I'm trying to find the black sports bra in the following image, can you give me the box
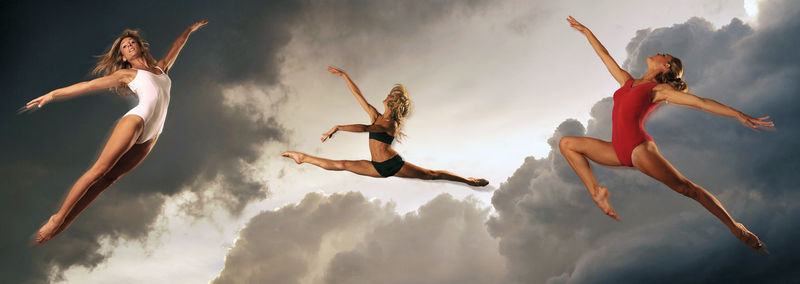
[369,132,394,144]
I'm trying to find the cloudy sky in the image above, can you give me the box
[2,0,797,283]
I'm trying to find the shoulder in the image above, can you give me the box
[617,77,633,87]
[114,68,138,75]
[652,83,676,93]
[110,69,138,84]
[369,111,382,123]
[651,83,682,103]
[156,61,169,74]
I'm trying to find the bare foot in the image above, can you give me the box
[734,222,768,255]
[591,187,620,221]
[281,151,304,164]
[35,215,62,244]
[467,178,489,187]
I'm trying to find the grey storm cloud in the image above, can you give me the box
[488,0,800,283]
[291,0,492,74]
[213,191,504,284]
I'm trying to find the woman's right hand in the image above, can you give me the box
[21,92,55,112]
[566,16,589,34]
[321,126,339,142]
[327,65,346,77]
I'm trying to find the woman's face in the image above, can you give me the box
[647,52,673,72]
[120,37,141,62]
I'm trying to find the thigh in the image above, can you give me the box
[344,160,383,178]
[92,115,144,172]
[631,141,685,187]
[565,136,623,167]
[394,161,429,179]
[105,136,157,179]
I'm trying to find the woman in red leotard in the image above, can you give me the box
[559,16,773,253]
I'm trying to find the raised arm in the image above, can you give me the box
[156,20,208,73]
[653,84,774,130]
[328,66,380,123]
[320,123,394,142]
[567,16,632,86]
[21,69,136,112]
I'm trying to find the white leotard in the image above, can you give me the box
[124,66,171,144]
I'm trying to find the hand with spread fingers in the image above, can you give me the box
[738,114,774,131]
[566,16,589,34]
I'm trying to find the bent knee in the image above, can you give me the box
[559,136,576,152]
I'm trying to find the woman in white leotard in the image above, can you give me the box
[22,20,207,244]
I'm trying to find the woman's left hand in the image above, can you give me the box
[321,126,339,142]
[189,20,208,33]
[327,66,346,77]
[738,113,774,131]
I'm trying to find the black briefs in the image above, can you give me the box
[371,155,404,177]
[369,132,394,144]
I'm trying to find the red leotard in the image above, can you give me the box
[612,78,660,167]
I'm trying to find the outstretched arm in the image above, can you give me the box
[567,16,632,86]
[21,69,136,112]
[157,20,208,73]
[653,84,774,130]
[328,66,380,123]
[321,123,393,142]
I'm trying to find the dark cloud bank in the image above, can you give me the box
[213,0,800,283]
[1,1,296,282]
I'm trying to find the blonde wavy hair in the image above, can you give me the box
[387,84,411,140]
[93,29,157,95]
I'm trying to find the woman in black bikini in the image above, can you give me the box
[282,66,489,187]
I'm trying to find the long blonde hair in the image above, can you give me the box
[93,29,157,95]
[387,84,411,140]
[655,56,689,92]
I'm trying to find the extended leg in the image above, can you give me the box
[53,138,156,237]
[282,151,382,177]
[394,161,489,186]
[558,136,623,220]
[36,115,143,244]
[631,141,765,251]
